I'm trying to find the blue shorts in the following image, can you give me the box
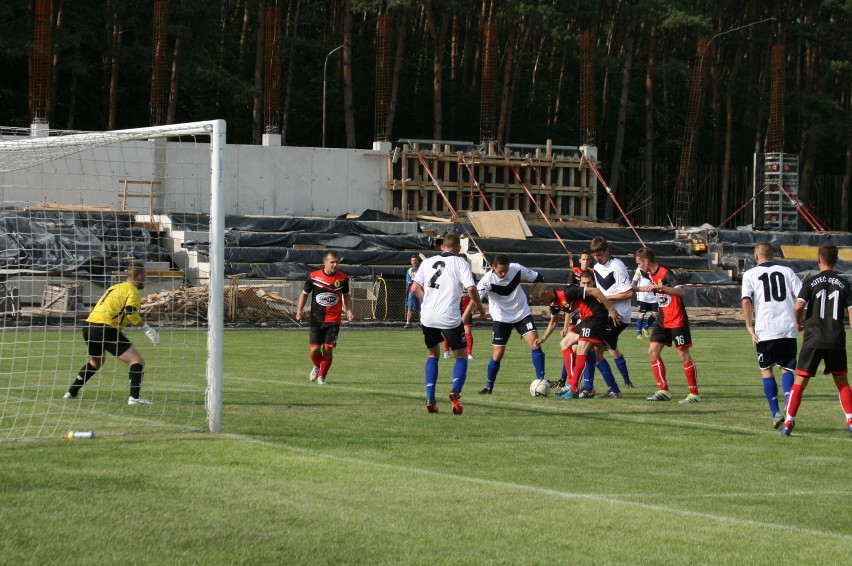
[406,294,421,311]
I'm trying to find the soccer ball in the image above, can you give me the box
[530,378,551,397]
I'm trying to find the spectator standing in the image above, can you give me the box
[404,254,421,328]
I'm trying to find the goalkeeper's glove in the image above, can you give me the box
[141,323,160,346]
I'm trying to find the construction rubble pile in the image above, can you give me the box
[140,285,298,325]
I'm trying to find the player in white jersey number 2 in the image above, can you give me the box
[411,234,485,415]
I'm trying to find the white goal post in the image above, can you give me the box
[0,120,224,440]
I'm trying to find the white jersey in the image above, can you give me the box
[632,268,656,303]
[741,261,802,341]
[477,263,540,323]
[413,252,476,329]
[593,256,633,323]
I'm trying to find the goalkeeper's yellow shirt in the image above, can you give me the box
[86,281,143,330]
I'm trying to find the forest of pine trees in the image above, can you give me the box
[1,1,849,229]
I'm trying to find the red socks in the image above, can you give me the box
[684,361,699,395]
[651,358,668,391]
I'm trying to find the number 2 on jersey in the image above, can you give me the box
[428,261,445,289]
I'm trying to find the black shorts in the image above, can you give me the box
[491,315,538,347]
[796,346,848,377]
[637,301,658,314]
[423,323,466,351]
[602,319,628,350]
[571,315,606,344]
[309,323,341,348]
[756,338,797,371]
[84,324,132,358]
[649,325,693,350]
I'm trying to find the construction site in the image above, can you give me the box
[1,7,848,328]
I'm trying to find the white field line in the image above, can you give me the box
[232,432,852,543]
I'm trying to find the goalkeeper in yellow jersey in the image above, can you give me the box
[63,263,160,405]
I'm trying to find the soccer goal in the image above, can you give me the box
[0,120,224,440]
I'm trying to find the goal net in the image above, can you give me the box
[0,121,224,441]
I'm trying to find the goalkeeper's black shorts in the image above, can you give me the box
[83,323,132,358]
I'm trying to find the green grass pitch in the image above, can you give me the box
[1,326,851,564]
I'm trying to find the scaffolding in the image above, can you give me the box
[754,152,799,231]
[386,140,597,222]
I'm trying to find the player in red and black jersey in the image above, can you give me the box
[532,272,620,399]
[568,250,593,285]
[296,250,354,384]
[781,242,852,437]
[634,247,700,403]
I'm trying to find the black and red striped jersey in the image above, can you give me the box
[549,285,607,321]
[303,269,350,324]
[647,264,688,328]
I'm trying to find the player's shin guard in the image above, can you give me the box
[683,361,699,395]
[531,348,545,380]
[651,358,668,390]
[584,350,596,390]
[68,362,98,396]
[595,359,617,391]
[486,358,500,389]
[781,371,794,406]
[319,357,333,378]
[762,377,780,416]
[636,317,643,334]
[129,363,144,399]
[598,360,620,393]
[561,349,574,390]
[836,379,852,414]
[614,356,629,382]
[424,357,439,403]
[786,382,804,419]
[570,354,587,393]
[452,358,468,394]
[466,330,474,356]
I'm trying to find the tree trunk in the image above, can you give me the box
[550,50,567,131]
[252,4,264,144]
[798,131,820,230]
[107,10,121,130]
[49,0,64,124]
[842,127,851,231]
[342,0,356,147]
[605,26,635,222]
[423,2,449,140]
[67,42,79,129]
[385,10,409,140]
[643,23,656,227]
[166,37,181,125]
[721,92,734,226]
